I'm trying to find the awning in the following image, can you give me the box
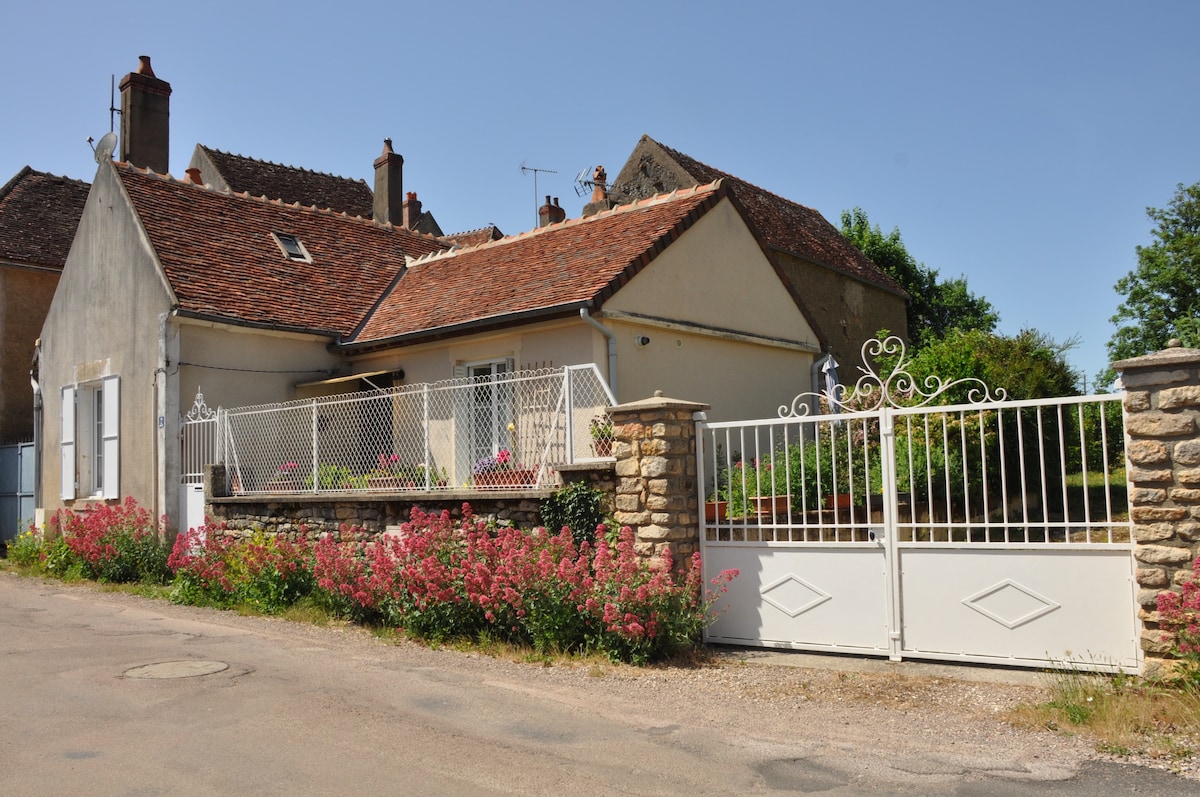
[294,369,400,389]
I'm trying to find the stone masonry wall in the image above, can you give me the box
[609,391,709,563]
[1115,342,1200,668]
[204,463,616,542]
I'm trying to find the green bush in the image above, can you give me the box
[540,480,607,546]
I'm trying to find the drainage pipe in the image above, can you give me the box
[579,308,617,398]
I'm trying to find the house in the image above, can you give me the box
[0,167,90,445]
[597,135,909,366]
[34,57,880,534]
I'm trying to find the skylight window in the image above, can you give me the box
[272,232,312,263]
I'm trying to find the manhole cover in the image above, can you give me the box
[124,660,229,679]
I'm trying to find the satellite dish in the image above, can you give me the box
[93,131,117,164]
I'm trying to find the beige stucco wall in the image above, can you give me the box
[177,322,340,411]
[603,198,819,420]
[38,162,173,524]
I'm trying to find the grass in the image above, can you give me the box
[1007,664,1200,763]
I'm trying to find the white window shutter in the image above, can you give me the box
[102,376,120,499]
[60,386,76,500]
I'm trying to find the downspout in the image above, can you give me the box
[579,308,617,398]
[30,340,43,512]
[153,312,170,532]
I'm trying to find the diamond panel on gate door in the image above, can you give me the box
[962,579,1061,629]
[760,574,833,618]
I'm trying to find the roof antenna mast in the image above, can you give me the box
[520,161,557,227]
[87,75,122,160]
[109,74,122,133]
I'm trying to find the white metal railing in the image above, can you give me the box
[699,338,1129,546]
[217,365,615,495]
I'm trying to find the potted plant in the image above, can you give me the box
[472,449,537,488]
[263,461,300,492]
[589,414,614,457]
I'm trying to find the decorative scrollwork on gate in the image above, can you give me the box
[779,336,1008,418]
[184,390,218,422]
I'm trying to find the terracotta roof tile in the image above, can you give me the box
[0,167,90,269]
[440,225,505,248]
[650,139,904,295]
[351,184,725,345]
[116,164,446,336]
[196,145,374,218]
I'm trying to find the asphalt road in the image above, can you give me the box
[2,573,1197,796]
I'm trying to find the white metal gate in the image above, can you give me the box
[180,391,219,534]
[699,337,1139,673]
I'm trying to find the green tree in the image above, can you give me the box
[888,328,1081,402]
[841,208,998,350]
[1103,181,1200,384]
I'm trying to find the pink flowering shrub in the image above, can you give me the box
[169,524,313,613]
[1157,555,1200,680]
[311,505,738,663]
[43,497,170,583]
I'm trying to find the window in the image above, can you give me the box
[272,232,312,263]
[453,358,515,480]
[60,376,119,500]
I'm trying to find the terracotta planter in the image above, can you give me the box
[366,475,403,490]
[704,500,728,522]
[824,493,853,509]
[591,438,612,457]
[749,495,789,518]
[474,469,537,488]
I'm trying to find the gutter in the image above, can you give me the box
[580,308,617,398]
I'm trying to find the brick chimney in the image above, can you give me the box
[402,192,423,229]
[373,138,403,225]
[582,165,612,217]
[538,196,566,227]
[119,56,171,173]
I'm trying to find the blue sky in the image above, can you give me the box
[4,1,1197,388]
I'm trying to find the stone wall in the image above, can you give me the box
[608,391,708,562]
[1115,341,1200,668]
[205,462,616,541]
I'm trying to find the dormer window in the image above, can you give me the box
[272,232,312,263]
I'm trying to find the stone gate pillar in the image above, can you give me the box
[1115,341,1200,668]
[608,391,710,562]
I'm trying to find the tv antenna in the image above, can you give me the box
[87,75,122,163]
[573,166,598,198]
[520,161,557,227]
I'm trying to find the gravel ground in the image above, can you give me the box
[14,576,1200,785]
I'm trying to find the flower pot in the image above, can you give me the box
[366,475,403,490]
[750,495,789,519]
[824,493,853,510]
[474,469,537,488]
[705,500,727,522]
[591,438,612,457]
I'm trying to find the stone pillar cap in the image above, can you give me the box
[1114,343,1200,372]
[609,391,710,413]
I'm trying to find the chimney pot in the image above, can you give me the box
[185,167,203,184]
[137,55,156,77]
[539,194,566,227]
[402,191,422,229]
